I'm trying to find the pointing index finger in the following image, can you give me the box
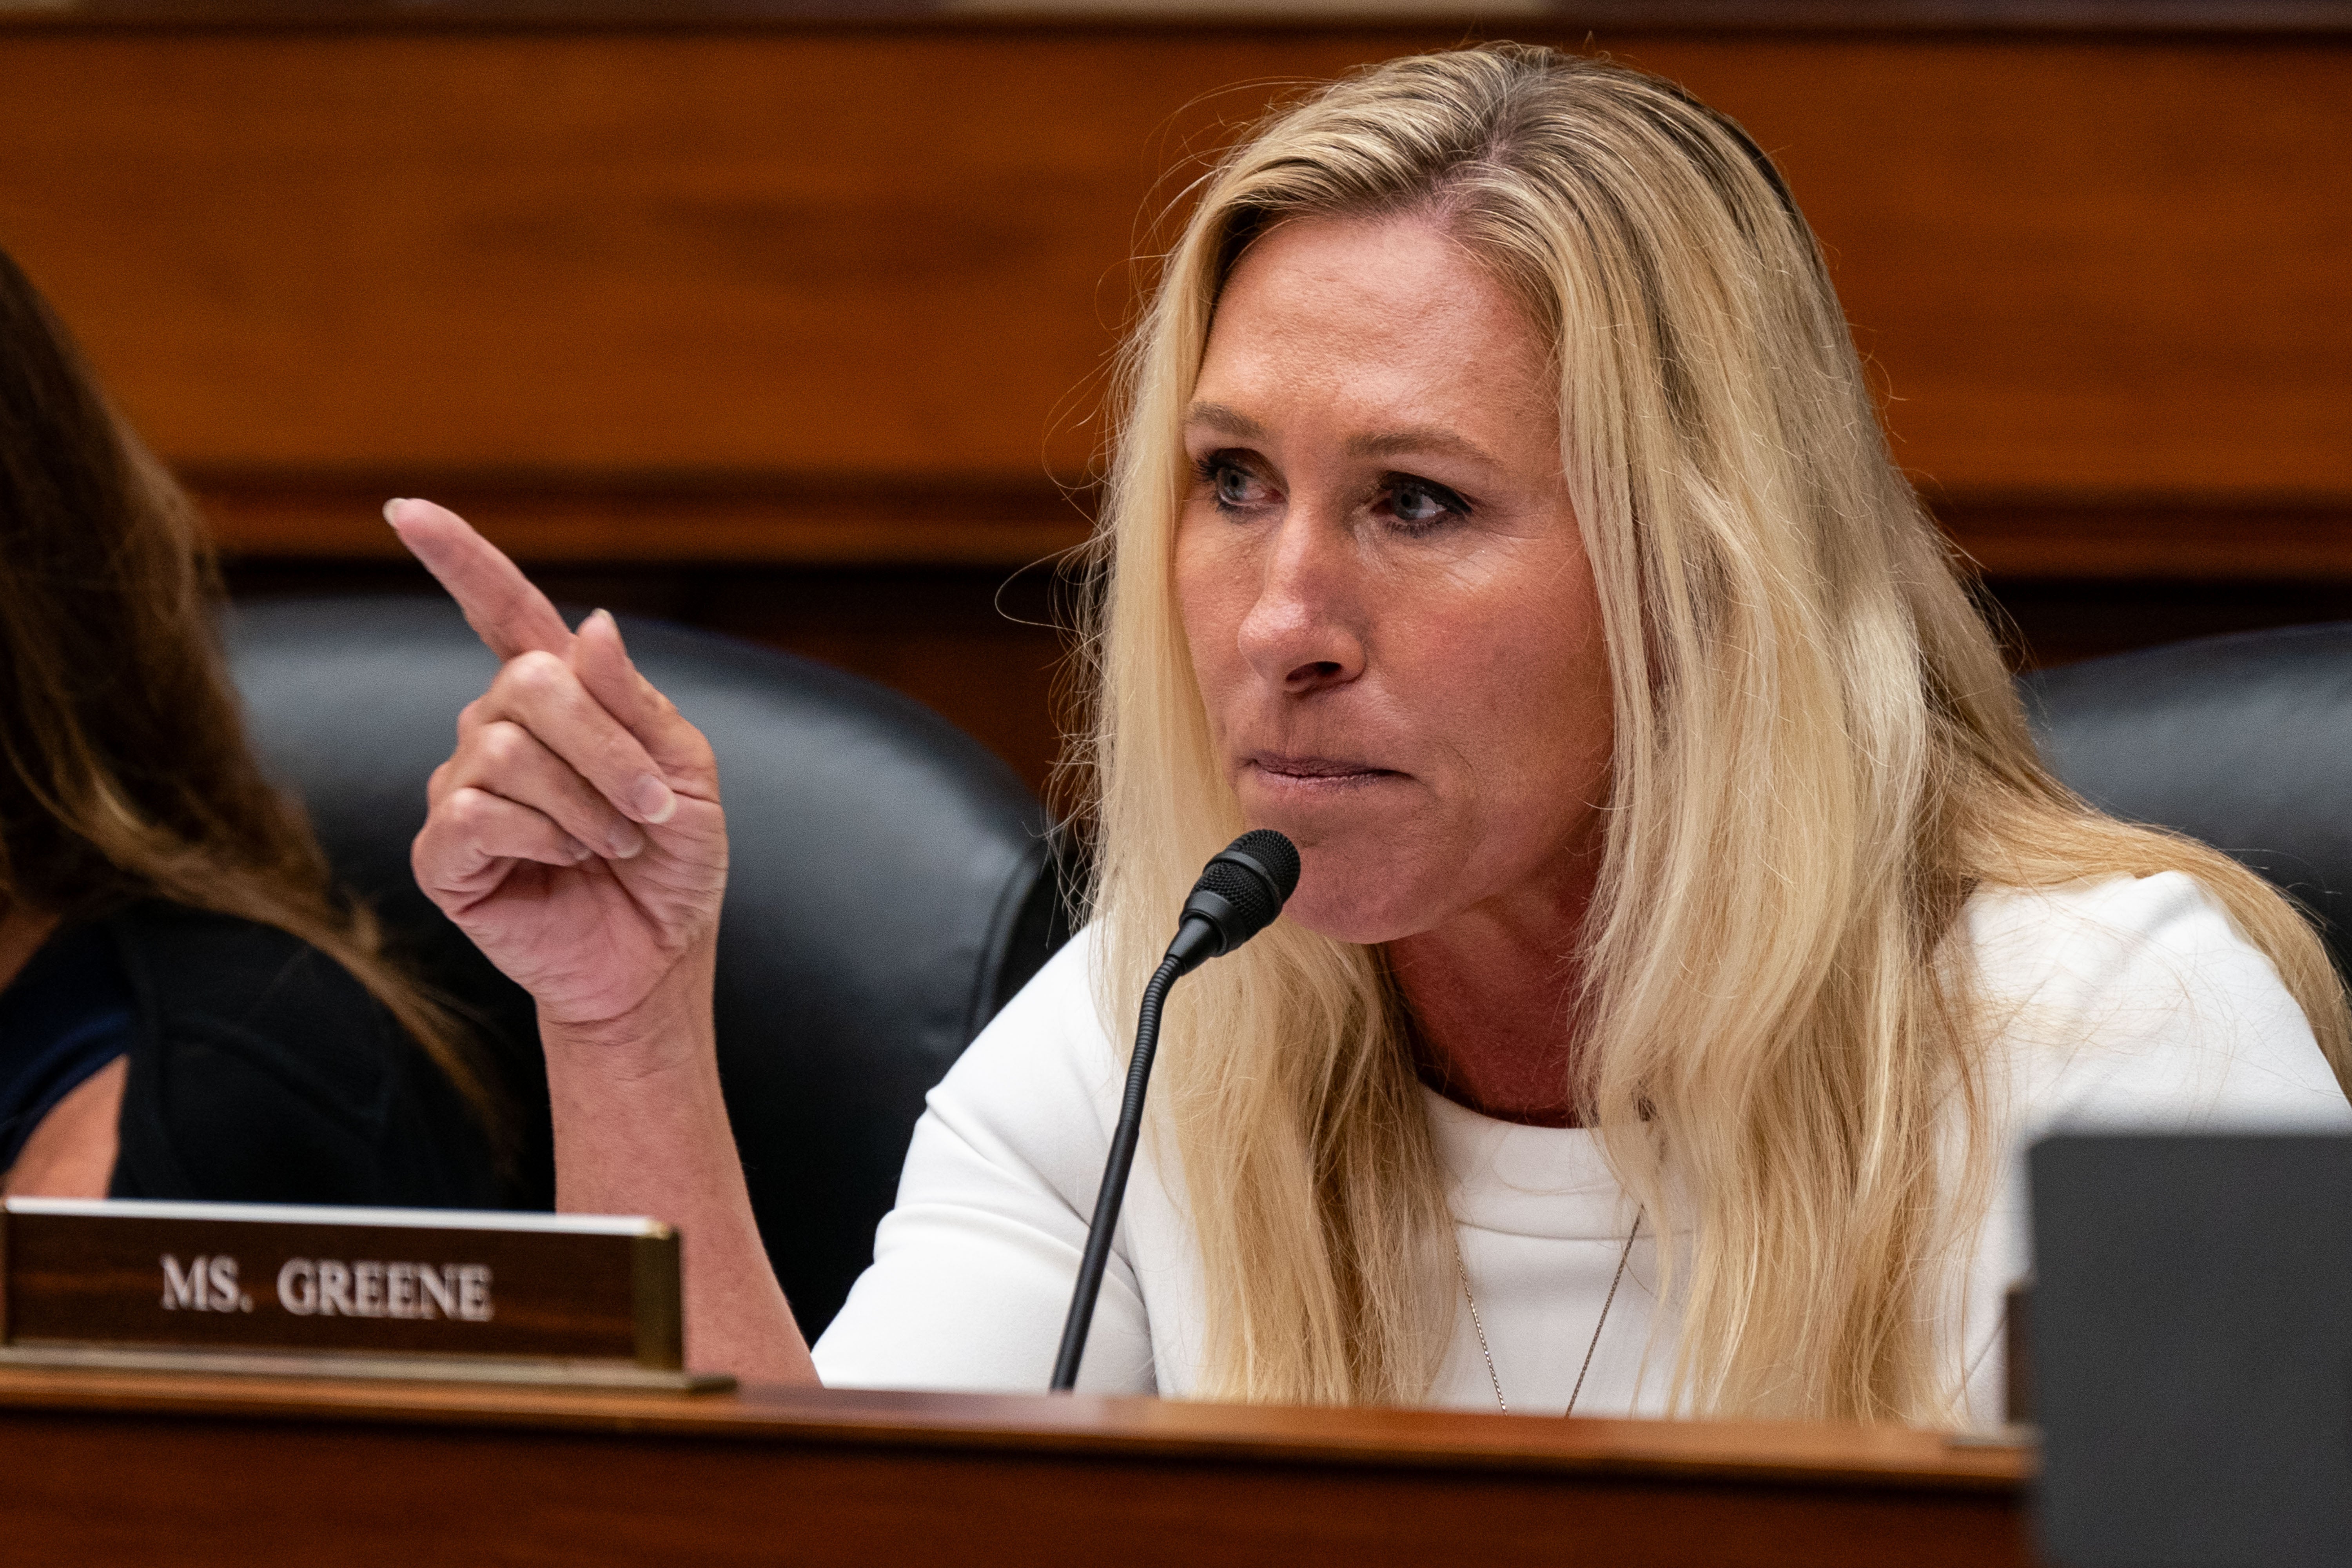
[386,497,574,661]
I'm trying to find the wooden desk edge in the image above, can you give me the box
[0,1363,2028,1494]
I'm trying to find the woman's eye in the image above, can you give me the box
[1198,455,1273,512]
[1385,477,1469,532]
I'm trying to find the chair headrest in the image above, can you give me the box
[2024,622,2352,987]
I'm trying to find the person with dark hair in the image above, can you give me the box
[0,244,499,1206]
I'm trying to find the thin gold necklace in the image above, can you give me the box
[1455,1210,1641,1416]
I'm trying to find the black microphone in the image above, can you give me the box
[1049,829,1301,1392]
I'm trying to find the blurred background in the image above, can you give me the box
[1,1,2346,799]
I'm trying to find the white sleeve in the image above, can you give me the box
[1978,871,2350,1135]
[809,933,1155,1394]
[1960,871,2352,1420]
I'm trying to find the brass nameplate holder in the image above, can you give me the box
[0,1197,731,1393]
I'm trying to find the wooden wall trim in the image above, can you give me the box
[189,473,1096,567]
[1936,500,2352,583]
[5,3,2349,35]
[186,475,2352,583]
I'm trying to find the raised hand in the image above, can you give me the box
[391,500,811,1380]
[391,499,729,1036]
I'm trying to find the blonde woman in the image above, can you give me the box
[394,46,2351,1425]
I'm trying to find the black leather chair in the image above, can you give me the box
[225,596,1071,1338]
[2025,622,2352,988]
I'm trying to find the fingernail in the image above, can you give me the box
[607,820,647,859]
[588,608,632,661]
[630,774,677,824]
[382,498,407,525]
[560,834,592,862]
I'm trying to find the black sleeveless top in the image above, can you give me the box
[0,921,136,1173]
[0,901,499,1207]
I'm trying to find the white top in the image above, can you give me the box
[812,872,2352,1421]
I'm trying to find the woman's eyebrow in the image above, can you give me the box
[1185,402,1267,440]
[1347,426,1497,467]
[1186,406,1497,469]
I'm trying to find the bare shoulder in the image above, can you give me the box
[2,1056,126,1199]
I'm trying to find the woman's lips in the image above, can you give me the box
[1243,753,1403,790]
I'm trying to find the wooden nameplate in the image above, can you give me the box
[0,1198,731,1393]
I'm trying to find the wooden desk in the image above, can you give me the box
[0,1365,2034,1566]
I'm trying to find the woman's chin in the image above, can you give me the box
[1277,874,1445,948]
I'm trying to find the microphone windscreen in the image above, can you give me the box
[1227,828,1301,903]
[1195,829,1300,944]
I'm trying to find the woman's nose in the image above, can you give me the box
[1235,510,1366,695]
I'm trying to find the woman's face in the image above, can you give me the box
[1175,212,1613,946]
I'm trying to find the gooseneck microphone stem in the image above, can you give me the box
[1049,945,1189,1392]
[1049,829,1298,1394]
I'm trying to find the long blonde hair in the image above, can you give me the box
[1074,45,2350,1421]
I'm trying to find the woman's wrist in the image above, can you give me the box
[532,940,809,1381]
[539,938,741,1230]
[535,941,719,1082]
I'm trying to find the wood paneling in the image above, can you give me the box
[1642,38,2352,500]
[188,472,1094,564]
[1939,499,2352,581]
[8,21,2348,783]
[6,2,2349,31]
[0,30,1156,477]
[0,26,2345,563]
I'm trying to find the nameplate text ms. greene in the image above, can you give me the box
[0,1198,691,1377]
